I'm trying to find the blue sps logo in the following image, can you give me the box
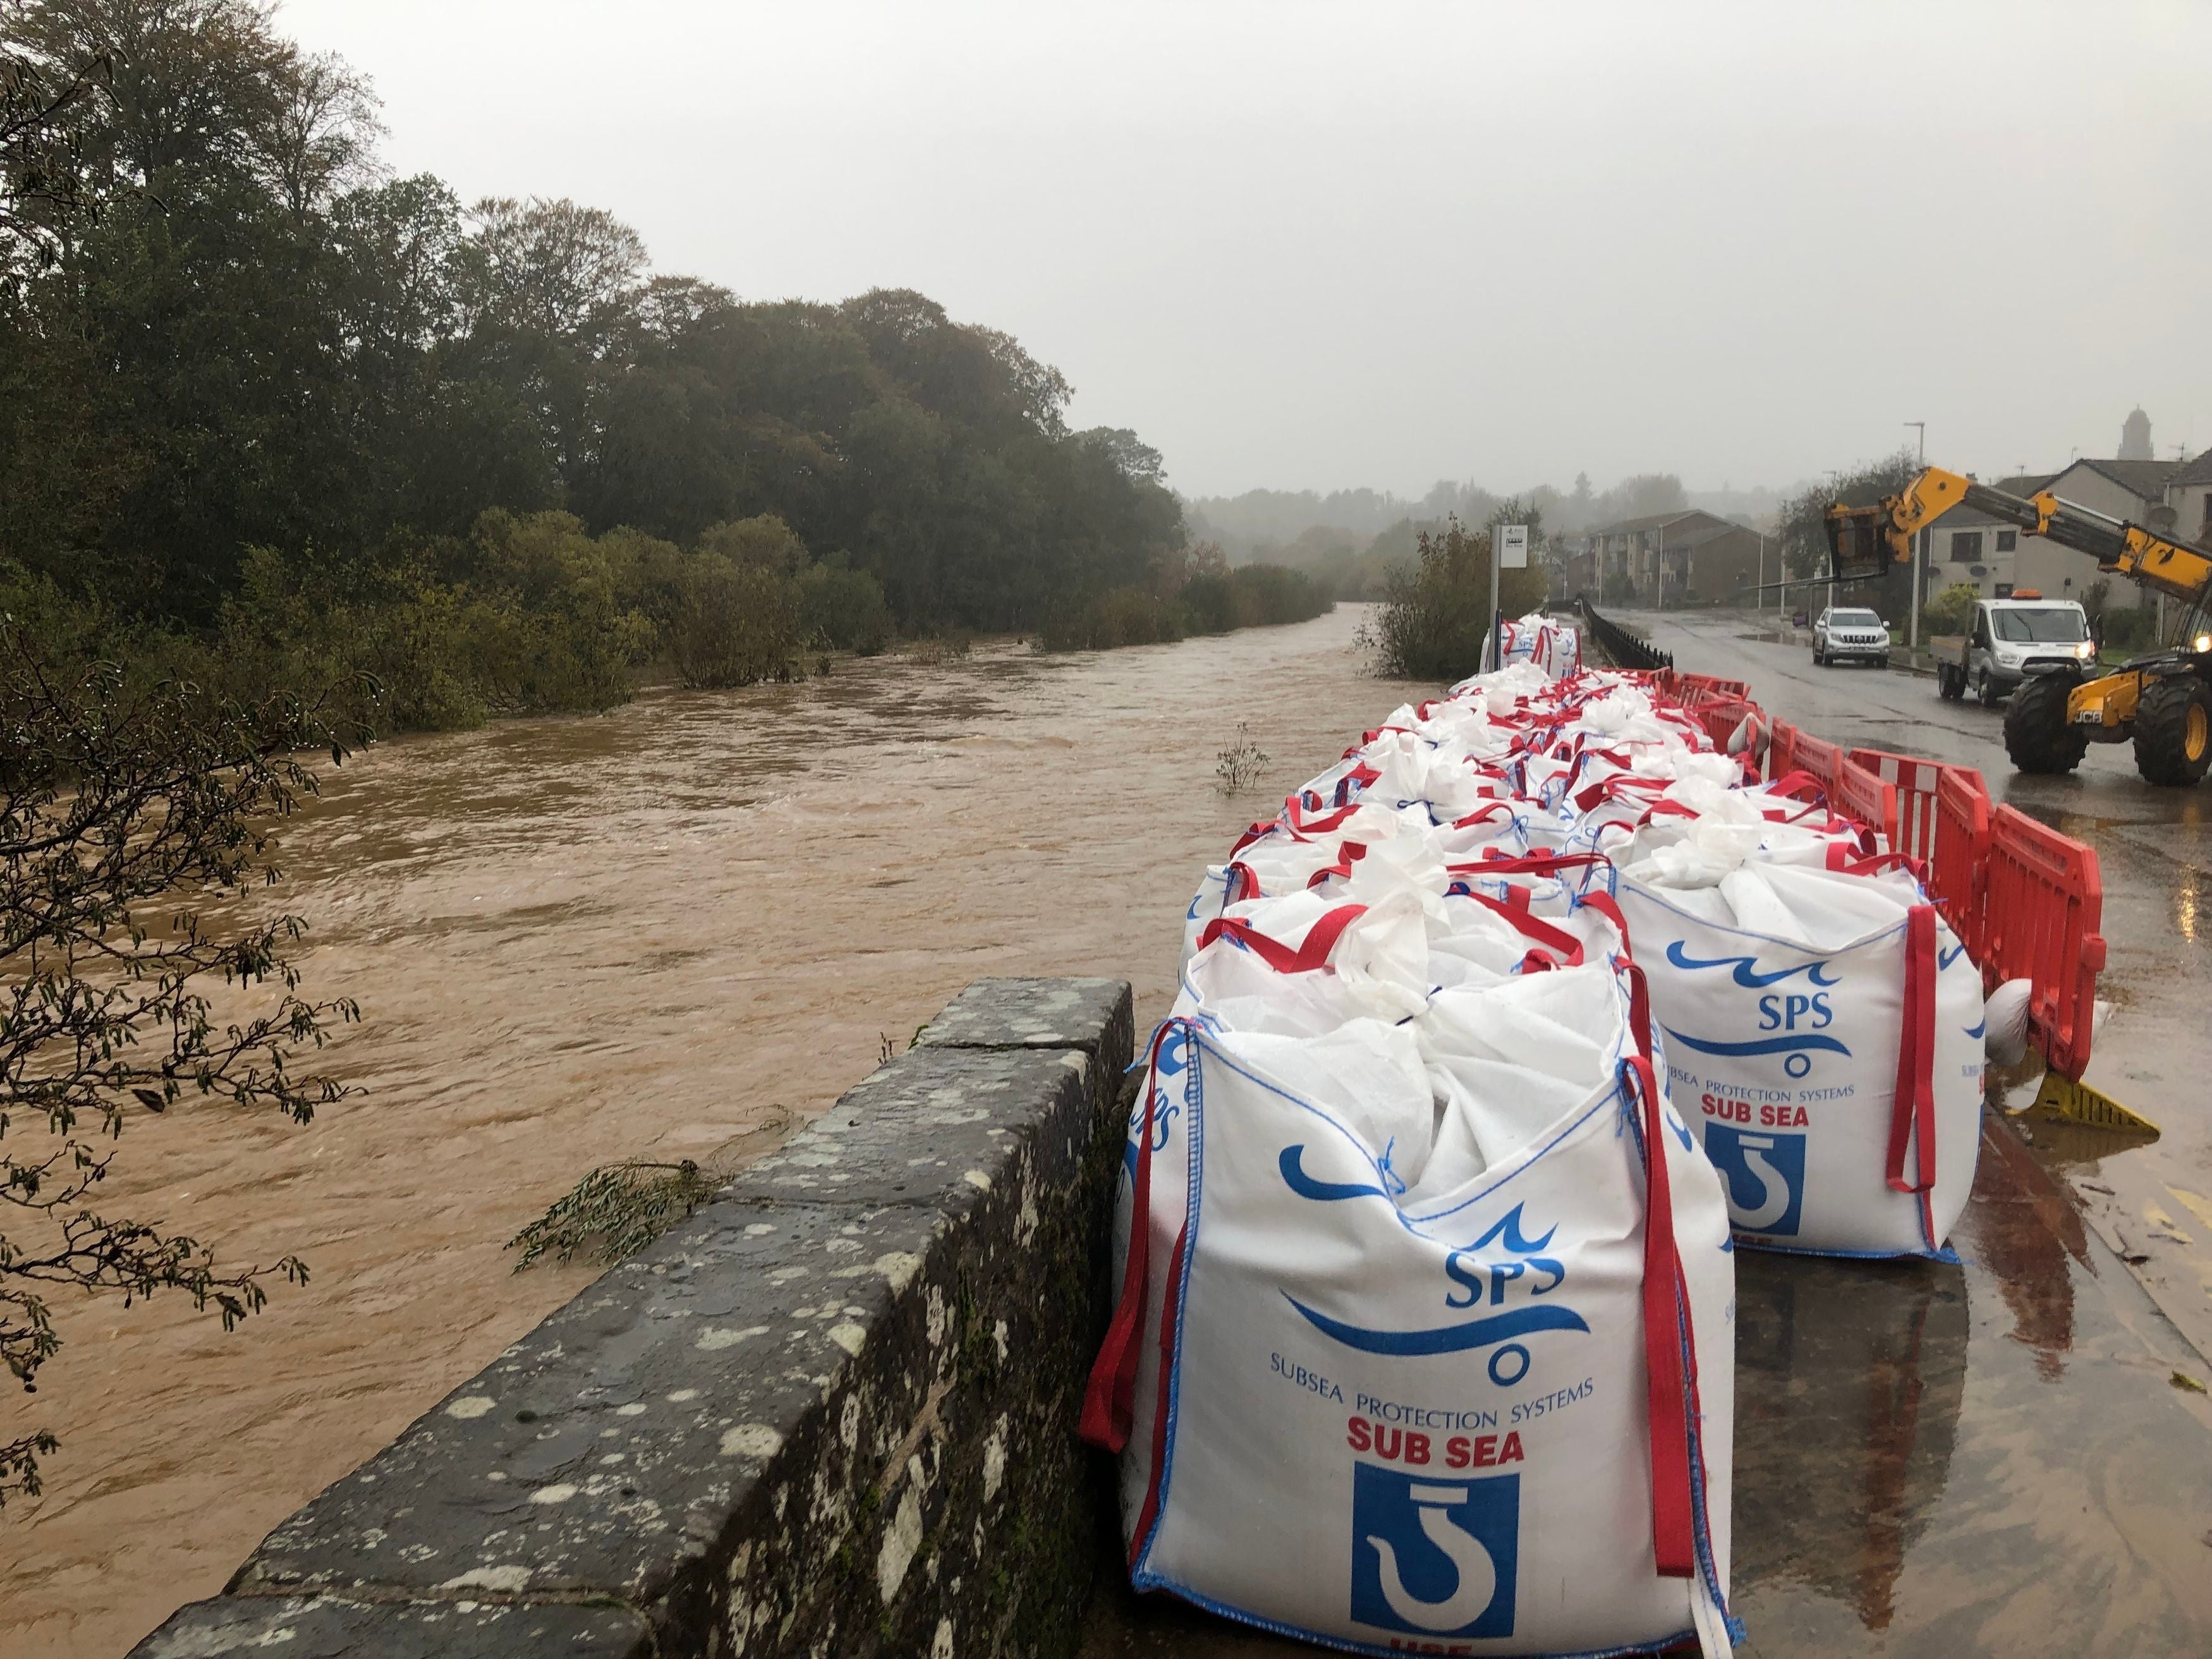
[1703,1122,1806,1236]
[1351,1462,1518,1638]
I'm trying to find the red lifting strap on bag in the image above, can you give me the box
[1824,843,1926,882]
[1581,888,1633,957]
[1081,1021,1179,1454]
[1452,800,1519,829]
[1284,798,1360,837]
[1449,887,1586,968]
[1763,769,1827,805]
[1225,860,1262,903]
[1230,820,1281,856]
[1885,906,1940,1226]
[1196,904,1366,973]
[1307,842,1369,889]
[1621,1053,1699,1579]
[1447,849,1612,885]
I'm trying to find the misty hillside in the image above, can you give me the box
[1183,473,1791,599]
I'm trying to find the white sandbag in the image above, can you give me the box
[1085,990,1736,1656]
[1409,964,1629,1200]
[1617,859,1983,1258]
[1181,865,1232,969]
[1982,978,2032,1067]
[1177,890,1431,1032]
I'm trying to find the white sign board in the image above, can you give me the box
[1498,523,1529,569]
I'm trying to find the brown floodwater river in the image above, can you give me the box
[0,605,1414,1658]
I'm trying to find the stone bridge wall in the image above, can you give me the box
[131,978,1135,1659]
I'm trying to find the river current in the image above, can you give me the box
[0,604,1414,1657]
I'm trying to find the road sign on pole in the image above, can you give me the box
[1488,524,1529,671]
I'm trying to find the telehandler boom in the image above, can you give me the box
[1825,468,2212,786]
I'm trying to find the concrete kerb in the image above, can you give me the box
[129,977,1136,1659]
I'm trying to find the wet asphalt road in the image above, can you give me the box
[1079,612,2212,1657]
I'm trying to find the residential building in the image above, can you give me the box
[1564,509,1769,607]
[2163,447,2212,549]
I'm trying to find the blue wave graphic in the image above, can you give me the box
[1662,1025,1852,1059]
[1287,1296,1591,1355]
[1468,1203,1557,1254]
[1279,1144,1391,1203]
[1940,943,1967,970]
[1966,1019,1985,1040]
[1665,941,1839,988]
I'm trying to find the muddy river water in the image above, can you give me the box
[0,607,1416,1657]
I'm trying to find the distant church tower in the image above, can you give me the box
[2119,407,2153,460]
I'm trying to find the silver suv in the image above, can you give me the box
[1813,605,1890,669]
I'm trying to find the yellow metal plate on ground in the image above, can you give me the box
[2031,1068,2160,1138]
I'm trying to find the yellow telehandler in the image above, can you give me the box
[1825,468,2212,786]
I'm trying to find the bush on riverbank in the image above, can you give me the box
[1039,562,1335,653]
[0,506,908,732]
[1365,513,1550,681]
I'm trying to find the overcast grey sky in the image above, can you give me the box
[284,0,2211,499]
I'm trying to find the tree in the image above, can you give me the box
[0,627,360,1507]
[1776,450,1920,616]
[1366,512,1549,681]
[0,24,111,271]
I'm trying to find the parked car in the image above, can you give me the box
[1929,593,2097,707]
[1812,605,1891,668]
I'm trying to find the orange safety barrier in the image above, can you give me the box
[1765,718,1800,782]
[1672,674,1752,709]
[1931,768,1993,962]
[1847,748,1948,866]
[1790,727,1846,798]
[1981,805,2106,1079]
[1833,761,1896,856]
[1696,699,1752,751]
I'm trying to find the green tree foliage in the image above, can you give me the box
[1040,542,1335,652]
[0,627,361,1506]
[1920,581,1979,638]
[1366,508,1551,681]
[0,1,1203,725]
[1775,451,1921,619]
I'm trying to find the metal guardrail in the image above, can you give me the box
[1576,594,1674,672]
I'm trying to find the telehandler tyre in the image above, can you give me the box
[2004,673,2088,775]
[2133,674,2212,787]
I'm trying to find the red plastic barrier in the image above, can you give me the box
[1672,674,1752,709]
[1833,762,1896,856]
[1790,728,1846,799]
[1847,748,1946,866]
[1765,719,1800,782]
[1931,768,1993,961]
[1847,748,1994,952]
[1696,699,1752,751]
[1981,805,2106,1079]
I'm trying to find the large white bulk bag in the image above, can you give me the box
[1616,858,1982,1258]
[1176,892,1431,1034]
[1084,972,1736,1657]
